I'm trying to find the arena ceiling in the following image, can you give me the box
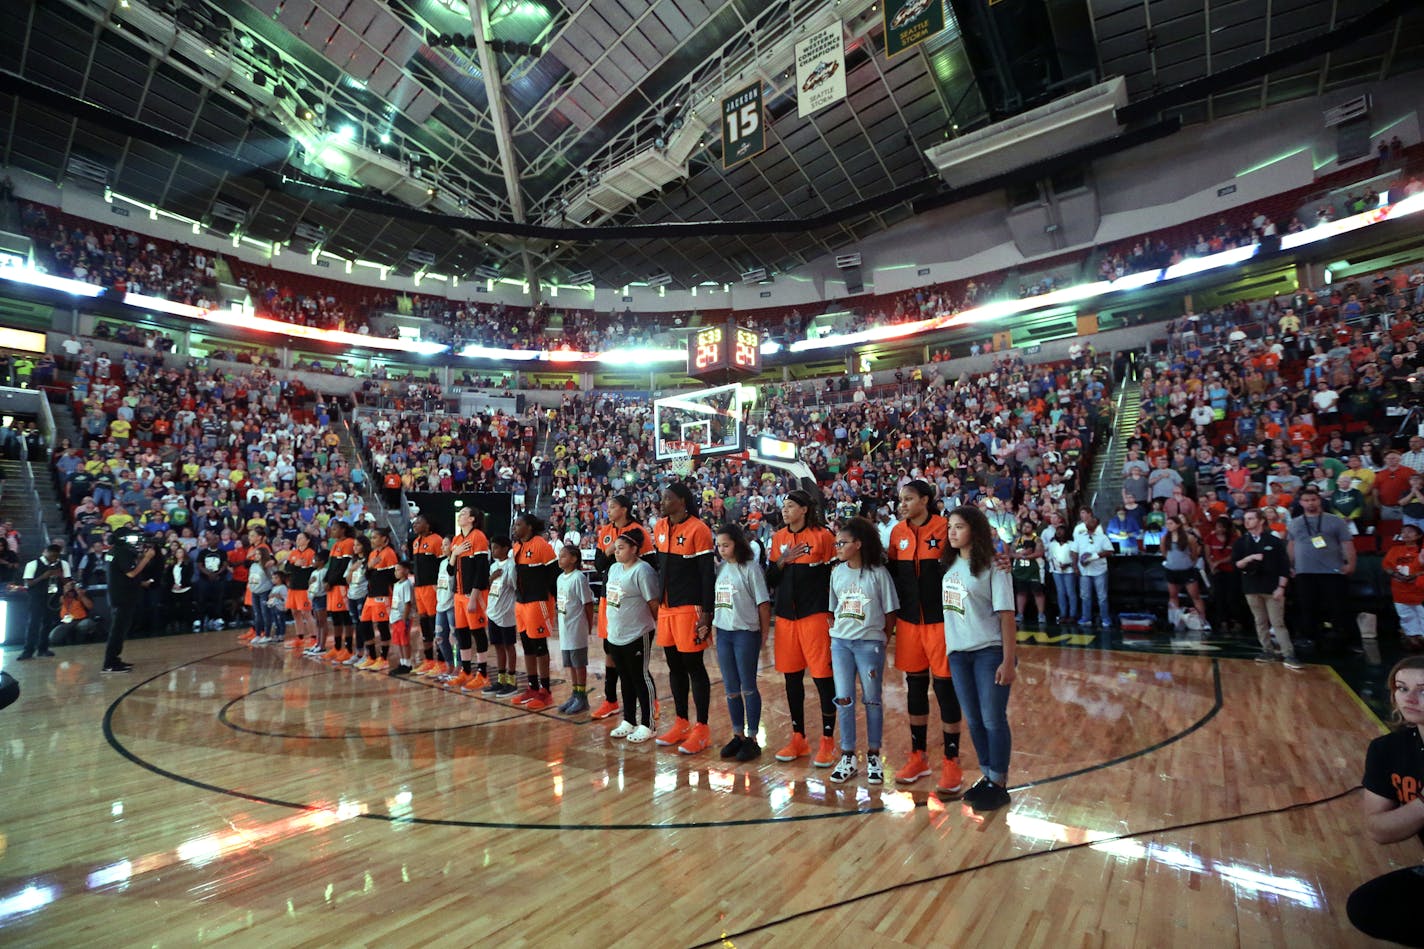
[1,0,1422,292]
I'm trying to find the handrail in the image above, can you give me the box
[17,436,50,550]
[1089,376,1135,516]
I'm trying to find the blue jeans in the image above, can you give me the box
[830,638,885,751]
[715,628,762,735]
[947,646,1013,785]
[250,596,271,634]
[267,602,286,639]
[435,607,456,665]
[1078,573,1110,626]
[1051,572,1078,622]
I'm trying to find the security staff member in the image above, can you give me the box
[104,516,156,673]
[19,543,70,660]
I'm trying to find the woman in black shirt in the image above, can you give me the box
[1347,656,1424,946]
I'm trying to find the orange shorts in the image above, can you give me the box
[286,590,311,612]
[326,586,348,614]
[597,598,609,639]
[515,599,556,639]
[415,586,438,616]
[773,613,832,677]
[893,621,950,677]
[390,619,410,647]
[457,591,487,630]
[656,604,707,653]
[361,597,391,623]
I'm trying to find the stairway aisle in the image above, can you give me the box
[1088,381,1144,522]
[0,459,49,563]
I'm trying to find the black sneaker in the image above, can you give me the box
[102,662,134,674]
[962,777,991,806]
[736,739,762,763]
[15,653,34,661]
[971,780,1011,812]
[388,664,413,676]
[720,735,745,759]
[38,650,56,658]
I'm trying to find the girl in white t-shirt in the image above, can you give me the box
[941,505,1017,812]
[604,528,660,743]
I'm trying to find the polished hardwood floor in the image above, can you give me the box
[0,630,1412,947]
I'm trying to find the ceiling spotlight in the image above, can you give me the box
[314,102,326,115]
[654,136,666,150]
[302,109,314,120]
[337,124,356,142]
[379,132,392,145]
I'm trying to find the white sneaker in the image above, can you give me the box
[866,752,885,785]
[191,620,202,632]
[343,655,364,666]
[627,724,655,743]
[609,721,635,739]
[250,636,269,646]
[829,752,858,784]
[1283,658,1306,671]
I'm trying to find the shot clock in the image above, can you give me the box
[687,323,761,381]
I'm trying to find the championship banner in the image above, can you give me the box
[795,22,846,118]
[883,0,946,58]
[721,82,766,169]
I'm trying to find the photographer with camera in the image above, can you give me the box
[50,578,96,646]
[19,543,70,660]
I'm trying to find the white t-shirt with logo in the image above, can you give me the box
[941,557,1014,653]
[603,560,659,646]
[713,560,770,632]
[829,562,900,642]
[556,568,594,651]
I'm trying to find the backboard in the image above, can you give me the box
[653,383,749,462]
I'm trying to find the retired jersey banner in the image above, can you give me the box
[721,82,766,169]
[795,22,847,118]
[884,0,946,58]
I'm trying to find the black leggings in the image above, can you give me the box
[664,645,710,724]
[784,670,836,738]
[355,618,374,655]
[608,632,654,726]
[1347,866,1424,946]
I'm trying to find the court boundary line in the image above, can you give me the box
[217,672,529,739]
[684,787,1363,948]
[102,651,1227,831]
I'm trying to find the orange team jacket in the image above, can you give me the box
[451,529,491,596]
[410,532,445,588]
[651,516,715,611]
[887,514,948,624]
[366,546,400,599]
[513,535,559,602]
[593,520,654,581]
[326,536,356,586]
[764,526,836,619]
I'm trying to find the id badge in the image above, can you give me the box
[1311,535,1327,549]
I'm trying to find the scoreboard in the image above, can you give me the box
[688,324,761,380]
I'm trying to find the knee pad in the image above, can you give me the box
[420,615,435,637]
[520,634,549,657]
[906,672,931,716]
[454,627,473,651]
[932,676,962,722]
[473,626,489,653]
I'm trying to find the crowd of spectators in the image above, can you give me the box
[19,202,217,307]
[51,349,378,631]
[1094,264,1424,646]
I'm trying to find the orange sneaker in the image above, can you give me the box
[775,732,811,762]
[321,648,340,661]
[238,629,257,642]
[355,656,376,670]
[287,637,305,650]
[332,649,352,663]
[812,736,838,768]
[937,758,964,795]
[896,750,932,784]
[434,662,451,677]
[678,723,711,755]
[462,672,490,692]
[371,659,389,672]
[414,660,437,676]
[524,688,554,711]
[655,717,692,747]
[447,670,470,689]
[590,700,621,720]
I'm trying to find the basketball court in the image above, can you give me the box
[0,632,1403,946]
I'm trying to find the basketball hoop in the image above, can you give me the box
[666,449,694,478]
